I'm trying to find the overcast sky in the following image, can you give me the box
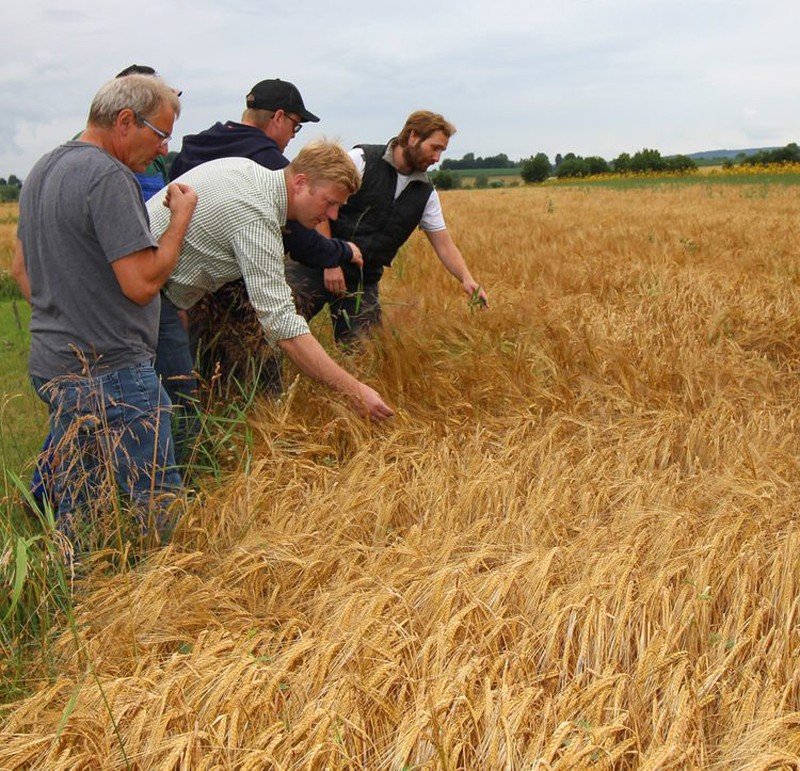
[2,0,799,178]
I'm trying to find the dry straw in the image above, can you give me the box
[4,183,800,767]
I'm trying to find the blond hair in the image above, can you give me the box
[88,74,180,128]
[397,110,456,147]
[287,140,360,194]
[241,107,276,128]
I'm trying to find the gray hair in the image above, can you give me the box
[88,74,181,128]
[241,107,275,129]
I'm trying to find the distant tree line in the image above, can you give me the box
[520,149,697,183]
[425,141,800,191]
[430,148,700,189]
[0,174,22,202]
[430,170,461,190]
[732,142,800,167]
[440,152,520,170]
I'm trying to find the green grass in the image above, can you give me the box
[552,171,800,189]
[0,299,45,476]
[448,167,522,179]
[0,271,22,301]
[0,298,67,709]
[0,295,266,710]
[444,166,800,189]
[0,312,333,729]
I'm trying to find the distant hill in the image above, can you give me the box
[686,147,780,161]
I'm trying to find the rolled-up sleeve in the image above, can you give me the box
[232,219,310,344]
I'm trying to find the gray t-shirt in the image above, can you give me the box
[17,142,159,378]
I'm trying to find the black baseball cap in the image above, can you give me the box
[246,79,319,123]
[116,64,157,78]
[115,64,183,97]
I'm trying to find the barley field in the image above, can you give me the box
[3,182,800,768]
[0,202,18,276]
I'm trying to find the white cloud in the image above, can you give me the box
[1,0,799,176]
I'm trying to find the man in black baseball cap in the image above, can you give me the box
[161,78,361,406]
[170,77,322,178]
[245,78,319,123]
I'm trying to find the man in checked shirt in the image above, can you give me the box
[147,140,394,453]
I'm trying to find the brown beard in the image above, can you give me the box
[402,142,428,173]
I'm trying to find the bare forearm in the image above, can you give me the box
[113,185,197,306]
[277,333,394,420]
[278,333,361,395]
[144,208,195,289]
[427,229,473,282]
[438,243,473,282]
[427,229,488,305]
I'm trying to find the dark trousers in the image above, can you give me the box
[154,295,199,465]
[284,261,382,344]
[186,280,283,398]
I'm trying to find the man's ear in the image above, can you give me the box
[291,172,309,193]
[116,108,137,134]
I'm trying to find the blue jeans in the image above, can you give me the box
[155,295,199,465]
[31,362,182,530]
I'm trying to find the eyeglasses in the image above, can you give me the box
[135,113,171,147]
[283,112,302,135]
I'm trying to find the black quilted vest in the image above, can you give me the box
[332,143,433,285]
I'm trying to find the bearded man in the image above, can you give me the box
[284,110,489,343]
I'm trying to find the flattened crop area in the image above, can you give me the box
[4,183,800,768]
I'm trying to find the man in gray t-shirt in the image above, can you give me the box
[19,142,160,379]
[12,74,196,532]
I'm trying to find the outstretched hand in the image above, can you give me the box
[352,383,395,421]
[463,279,488,308]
